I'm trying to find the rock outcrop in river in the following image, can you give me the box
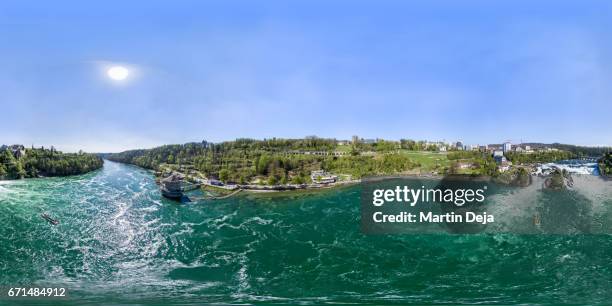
[493,167,532,187]
[544,168,574,190]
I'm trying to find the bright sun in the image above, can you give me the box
[107,66,129,81]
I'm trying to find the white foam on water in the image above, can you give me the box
[535,162,598,175]
[485,174,612,233]
[0,181,25,200]
[484,182,543,232]
[569,175,612,215]
[0,180,14,192]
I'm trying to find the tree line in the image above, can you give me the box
[106,139,429,183]
[505,150,576,164]
[105,137,603,184]
[0,147,103,180]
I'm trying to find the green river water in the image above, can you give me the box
[0,160,611,305]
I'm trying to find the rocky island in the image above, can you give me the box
[493,167,532,187]
[544,168,574,190]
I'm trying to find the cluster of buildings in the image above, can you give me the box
[453,141,562,155]
[493,150,512,172]
[388,139,560,173]
[475,142,558,172]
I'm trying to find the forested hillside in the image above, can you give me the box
[106,138,487,183]
[0,146,103,180]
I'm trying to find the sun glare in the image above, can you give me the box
[107,66,129,81]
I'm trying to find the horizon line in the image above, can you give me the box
[5,136,611,154]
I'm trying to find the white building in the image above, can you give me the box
[498,163,512,172]
[503,142,512,153]
[310,170,338,184]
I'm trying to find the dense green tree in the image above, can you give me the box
[599,152,612,176]
[0,147,102,180]
[218,169,230,182]
[374,140,397,152]
[267,175,278,185]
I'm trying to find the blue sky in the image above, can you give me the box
[1,0,611,152]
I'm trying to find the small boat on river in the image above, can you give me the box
[41,213,59,225]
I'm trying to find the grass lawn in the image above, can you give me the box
[334,145,353,153]
[399,150,451,172]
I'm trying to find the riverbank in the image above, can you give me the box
[193,173,362,197]
[121,156,612,201]
[156,163,575,200]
